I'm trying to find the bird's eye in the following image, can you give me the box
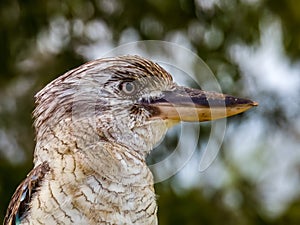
[121,82,137,95]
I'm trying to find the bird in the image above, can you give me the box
[4,55,257,225]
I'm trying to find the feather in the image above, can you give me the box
[3,162,50,225]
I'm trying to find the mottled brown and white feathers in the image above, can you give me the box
[4,55,176,225]
[4,55,257,225]
[33,55,174,161]
[4,162,50,225]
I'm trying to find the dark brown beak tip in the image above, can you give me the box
[225,96,258,107]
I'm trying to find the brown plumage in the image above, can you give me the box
[4,162,50,225]
[4,55,257,225]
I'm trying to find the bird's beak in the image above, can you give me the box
[146,86,258,123]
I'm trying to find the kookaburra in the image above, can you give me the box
[4,55,257,225]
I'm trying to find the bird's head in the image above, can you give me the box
[34,55,257,159]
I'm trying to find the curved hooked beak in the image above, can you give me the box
[145,86,258,123]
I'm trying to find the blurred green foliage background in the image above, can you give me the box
[1,0,300,224]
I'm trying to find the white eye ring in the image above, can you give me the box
[121,82,136,95]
